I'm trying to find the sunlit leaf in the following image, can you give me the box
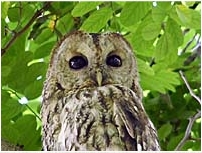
[72,2,102,17]
[152,2,172,23]
[137,58,154,76]
[130,13,155,57]
[140,70,180,93]
[120,2,151,27]
[142,22,161,40]
[158,123,172,141]
[155,18,183,64]
[80,7,112,32]
[176,5,201,30]
[1,1,10,19]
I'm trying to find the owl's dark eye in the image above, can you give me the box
[106,55,122,67]
[69,56,88,70]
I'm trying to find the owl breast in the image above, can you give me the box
[48,85,160,151]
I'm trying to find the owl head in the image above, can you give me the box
[46,31,142,97]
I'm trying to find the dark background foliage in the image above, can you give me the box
[1,1,201,151]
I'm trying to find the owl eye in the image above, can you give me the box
[106,55,122,67]
[69,56,88,70]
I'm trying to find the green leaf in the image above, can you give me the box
[158,123,172,141]
[166,17,184,48]
[7,51,33,93]
[6,31,28,56]
[72,2,102,17]
[2,124,20,144]
[157,70,180,86]
[180,29,197,52]
[155,18,183,64]
[130,13,155,57]
[1,2,10,19]
[1,19,6,39]
[152,6,167,23]
[176,5,201,30]
[140,70,180,93]
[80,7,112,32]
[34,28,54,44]
[25,62,47,85]
[1,91,25,121]
[115,2,125,7]
[152,2,172,23]
[120,2,151,27]
[14,115,37,134]
[34,41,55,58]
[178,111,196,119]
[24,80,43,100]
[183,1,196,7]
[2,99,24,121]
[21,2,35,26]
[26,98,41,116]
[141,73,166,93]
[14,115,41,150]
[137,58,154,76]
[49,2,74,16]
[155,33,175,62]
[167,134,183,150]
[8,6,20,22]
[1,50,17,84]
[181,140,197,151]
[169,6,183,25]
[142,22,161,40]
[2,66,11,77]
[56,13,74,35]
[157,2,172,11]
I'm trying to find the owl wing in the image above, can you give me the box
[114,88,160,151]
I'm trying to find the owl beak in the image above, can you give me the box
[96,71,103,86]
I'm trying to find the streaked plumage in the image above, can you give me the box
[41,31,160,151]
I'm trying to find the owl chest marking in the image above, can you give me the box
[57,86,127,150]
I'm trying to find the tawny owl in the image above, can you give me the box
[41,31,160,151]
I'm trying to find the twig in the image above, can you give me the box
[25,103,41,121]
[1,2,51,56]
[189,137,201,141]
[175,70,201,150]
[181,33,197,54]
[175,110,201,151]
[184,40,201,66]
[179,70,201,105]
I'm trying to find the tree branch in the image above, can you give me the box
[181,33,197,54]
[175,110,201,151]
[184,40,201,66]
[1,2,51,56]
[175,70,201,150]
[179,70,201,105]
